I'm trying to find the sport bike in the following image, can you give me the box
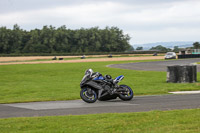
[80,69,134,103]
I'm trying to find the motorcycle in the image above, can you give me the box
[80,69,134,103]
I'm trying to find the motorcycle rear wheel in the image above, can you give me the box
[118,85,134,101]
[80,88,97,103]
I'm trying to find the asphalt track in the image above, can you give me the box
[108,58,200,72]
[1,58,200,118]
[1,94,200,118]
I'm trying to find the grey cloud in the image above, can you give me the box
[0,0,199,44]
[0,0,190,13]
[0,0,84,13]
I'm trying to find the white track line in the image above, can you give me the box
[169,90,200,94]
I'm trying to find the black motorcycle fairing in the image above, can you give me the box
[98,93,118,101]
[80,74,90,87]
[81,80,113,99]
[84,80,103,90]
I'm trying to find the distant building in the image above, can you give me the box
[178,48,200,59]
[179,49,200,55]
[179,49,192,55]
[192,49,200,54]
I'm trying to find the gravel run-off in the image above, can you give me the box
[0,56,164,65]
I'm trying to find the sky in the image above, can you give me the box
[0,0,200,45]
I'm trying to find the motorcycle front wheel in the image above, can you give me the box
[118,85,134,101]
[80,88,97,103]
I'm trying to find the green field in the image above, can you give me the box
[0,59,199,103]
[0,109,199,133]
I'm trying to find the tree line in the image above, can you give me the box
[135,42,200,52]
[135,45,177,52]
[0,24,132,54]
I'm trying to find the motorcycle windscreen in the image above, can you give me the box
[81,74,90,85]
[114,75,124,82]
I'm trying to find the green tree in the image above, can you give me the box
[55,25,70,53]
[11,24,24,53]
[126,46,134,51]
[0,27,11,53]
[23,29,41,53]
[193,42,200,49]
[136,47,143,50]
[150,45,171,52]
[173,46,179,52]
[0,25,132,54]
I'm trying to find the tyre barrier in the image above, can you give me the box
[167,65,197,83]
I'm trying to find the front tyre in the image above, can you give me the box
[80,88,97,103]
[119,85,134,101]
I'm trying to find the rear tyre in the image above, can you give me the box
[119,85,134,101]
[80,88,97,103]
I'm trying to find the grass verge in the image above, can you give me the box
[0,108,199,133]
[0,60,199,103]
